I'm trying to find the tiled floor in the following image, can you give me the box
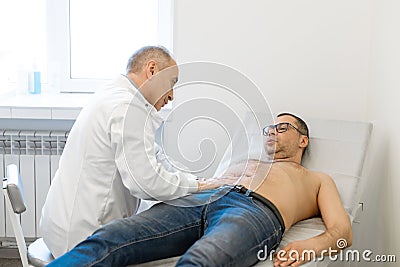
[0,248,22,267]
[0,259,22,267]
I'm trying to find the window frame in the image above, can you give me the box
[46,0,174,93]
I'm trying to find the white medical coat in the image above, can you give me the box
[40,75,198,257]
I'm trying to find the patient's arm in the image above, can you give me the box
[273,173,352,267]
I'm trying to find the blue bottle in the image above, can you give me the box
[28,66,41,94]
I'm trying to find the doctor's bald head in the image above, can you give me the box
[126,46,178,111]
[126,46,176,74]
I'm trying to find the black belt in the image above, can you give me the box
[232,185,285,233]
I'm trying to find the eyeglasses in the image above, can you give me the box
[263,122,306,136]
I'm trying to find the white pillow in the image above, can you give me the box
[329,172,360,215]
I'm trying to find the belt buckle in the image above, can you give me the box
[233,185,244,192]
[233,185,252,196]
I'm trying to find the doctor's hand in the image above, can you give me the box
[197,176,239,191]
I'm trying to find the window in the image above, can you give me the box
[0,0,47,93]
[47,0,173,92]
[70,1,158,80]
[0,0,173,94]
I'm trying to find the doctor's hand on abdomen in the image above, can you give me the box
[197,176,239,191]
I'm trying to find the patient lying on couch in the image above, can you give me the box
[47,113,352,267]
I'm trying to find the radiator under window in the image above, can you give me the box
[1,130,68,239]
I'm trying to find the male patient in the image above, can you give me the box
[47,113,352,267]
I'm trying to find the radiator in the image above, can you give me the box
[1,130,68,239]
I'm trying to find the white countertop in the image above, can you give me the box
[0,92,93,120]
[0,91,92,108]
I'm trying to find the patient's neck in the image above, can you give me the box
[267,154,302,165]
[266,159,303,166]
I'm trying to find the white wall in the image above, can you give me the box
[355,0,400,265]
[163,0,373,178]
[173,0,370,120]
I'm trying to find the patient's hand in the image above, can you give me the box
[273,240,316,267]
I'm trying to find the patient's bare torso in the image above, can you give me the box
[223,160,322,231]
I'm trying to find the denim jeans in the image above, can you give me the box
[46,186,284,267]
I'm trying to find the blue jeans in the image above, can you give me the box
[46,186,284,267]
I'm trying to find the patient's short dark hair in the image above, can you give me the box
[277,112,309,157]
[277,112,309,138]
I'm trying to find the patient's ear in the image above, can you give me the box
[299,135,309,149]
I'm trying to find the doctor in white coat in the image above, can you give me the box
[40,46,231,258]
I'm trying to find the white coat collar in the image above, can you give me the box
[116,74,163,128]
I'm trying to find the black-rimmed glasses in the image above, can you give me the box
[263,122,306,136]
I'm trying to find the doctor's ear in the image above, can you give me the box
[146,60,157,78]
[149,67,155,77]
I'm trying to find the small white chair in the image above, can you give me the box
[2,164,54,267]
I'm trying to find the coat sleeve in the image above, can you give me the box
[108,101,199,201]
